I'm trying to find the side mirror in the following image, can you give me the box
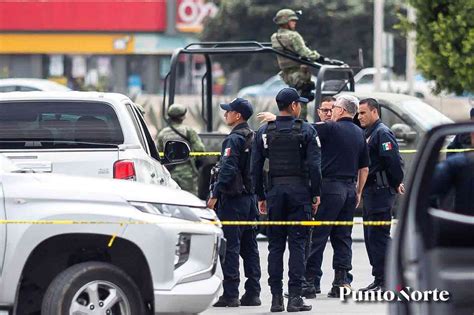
[162,140,190,165]
[392,123,417,142]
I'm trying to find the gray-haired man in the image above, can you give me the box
[304,95,369,298]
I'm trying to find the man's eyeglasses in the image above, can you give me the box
[319,108,332,113]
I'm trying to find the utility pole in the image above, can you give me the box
[373,0,384,92]
[406,5,416,96]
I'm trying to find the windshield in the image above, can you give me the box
[399,99,453,130]
[0,101,124,149]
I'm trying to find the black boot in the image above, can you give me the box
[213,295,240,307]
[359,278,385,292]
[240,292,261,306]
[327,270,352,298]
[270,294,284,312]
[287,296,312,312]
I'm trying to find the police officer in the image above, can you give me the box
[207,98,261,307]
[357,98,404,292]
[157,104,205,195]
[252,87,321,312]
[271,9,344,120]
[303,95,369,298]
[432,151,474,215]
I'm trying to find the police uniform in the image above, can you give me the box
[304,117,369,297]
[432,152,474,215]
[252,88,321,312]
[362,119,403,290]
[212,99,261,307]
[157,104,205,195]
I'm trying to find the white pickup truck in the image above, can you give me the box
[0,155,223,315]
[0,91,179,189]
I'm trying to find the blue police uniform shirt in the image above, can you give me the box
[251,116,322,201]
[432,152,474,215]
[313,117,369,179]
[365,119,404,188]
[212,122,251,199]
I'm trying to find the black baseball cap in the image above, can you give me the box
[276,87,308,105]
[220,98,254,120]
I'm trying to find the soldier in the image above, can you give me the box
[271,9,344,120]
[252,88,321,312]
[207,98,261,308]
[157,104,205,195]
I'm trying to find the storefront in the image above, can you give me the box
[0,0,211,94]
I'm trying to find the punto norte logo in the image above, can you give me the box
[339,286,450,303]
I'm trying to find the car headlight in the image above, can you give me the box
[129,202,200,222]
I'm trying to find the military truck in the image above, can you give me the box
[160,41,356,199]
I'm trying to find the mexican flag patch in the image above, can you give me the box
[382,142,393,151]
[224,147,231,156]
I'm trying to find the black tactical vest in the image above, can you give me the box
[266,120,305,178]
[454,153,474,215]
[210,127,255,196]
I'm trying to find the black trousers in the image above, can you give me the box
[217,194,261,298]
[362,186,394,281]
[305,180,356,285]
[266,184,312,296]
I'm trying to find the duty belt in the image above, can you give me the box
[271,176,307,186]
[323,177,356,183]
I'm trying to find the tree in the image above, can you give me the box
[201,0,406,87]
[404,0,474,94]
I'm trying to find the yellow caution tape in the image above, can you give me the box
[159,148,474,157]
[108,234,117,247]
[0,220,396,226]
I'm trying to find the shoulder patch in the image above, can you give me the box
[224,147,231,156]
[382,142,393,151]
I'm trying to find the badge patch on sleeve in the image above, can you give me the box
[382,142,393,151]
[224,147,231,156]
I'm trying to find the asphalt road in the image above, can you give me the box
[202,237,389,315]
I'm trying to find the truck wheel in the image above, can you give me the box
[42,261,145,315]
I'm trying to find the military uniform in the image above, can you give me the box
[212,99,261,308]
[271,9,321,120]
[252,88,321,312]
[157,104,205,195]
[304,117,369,297]
[362,119,403,289]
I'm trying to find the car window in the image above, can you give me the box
[357,74,373,84]
[0,101,124,149]
[125,103,147,151]
[0,86,16,92]
[133,107,160,161]
[380,105,419,146]
[18,86,40,92]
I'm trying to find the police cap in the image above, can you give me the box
[168,104,187,118]
[220,98,254,120]
[276,87,308,106]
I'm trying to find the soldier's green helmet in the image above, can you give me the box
[168,104,187,118]
[273,9,299,25]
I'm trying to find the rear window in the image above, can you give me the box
[0,101,124,149]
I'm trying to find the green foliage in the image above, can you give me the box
[201,0,406,86]
[405,0,474,94]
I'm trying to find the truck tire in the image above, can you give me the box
[41,261,146,315]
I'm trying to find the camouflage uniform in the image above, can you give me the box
[157,104,205,195]
[271,9,321,120]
